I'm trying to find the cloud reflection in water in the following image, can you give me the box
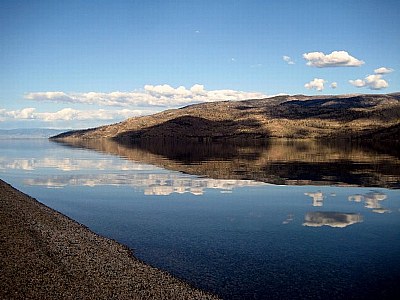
[303,212,363,228]
[0,157,153,172]
[348,191,390,213]
[304,191,325,206]
[24,173,266,195]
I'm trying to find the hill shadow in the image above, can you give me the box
[113,115,270,143]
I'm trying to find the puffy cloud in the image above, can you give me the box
[6,107,36,119]
[304,78,326,91]
[144,84,184,97]
[303,51,364,67]
[349,79,365,87]
[24,92,72,102]
[330,82,338,89]
[365,75,389,89]
[350,66,392,90]
[0,107,145,122]
[25,84,268,108]
[283,55,295,65]
[374,67,393,74]
[349,74,389,90]
[190,84,206,95]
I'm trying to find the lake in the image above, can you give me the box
[1,138,399,299]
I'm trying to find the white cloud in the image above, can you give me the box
[349,74,389,90]
[25,84,268,108]
[374,67,393,74]
[304,78,326,91]
[350,67,392,90]
[330,82,338,89]
[0,107,145,122]
[24,92,72,102]
[303,51,364,67]
[283,55,295,65]
[363,75,389,89]
[190,84,206,95]
[6,107,36,119]
[349,79,365,87]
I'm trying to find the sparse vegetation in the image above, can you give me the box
[51,93,400,143]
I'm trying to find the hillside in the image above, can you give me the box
[51,93,400,142]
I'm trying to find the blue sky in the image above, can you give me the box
[1,0,399,129]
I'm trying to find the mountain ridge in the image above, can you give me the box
[50,93,400,142]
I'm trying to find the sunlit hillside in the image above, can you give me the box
[52,93,400,142]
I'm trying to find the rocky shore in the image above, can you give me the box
[0,179,219,299]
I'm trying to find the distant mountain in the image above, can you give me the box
[51,93,400,142]
[0,128,68,139]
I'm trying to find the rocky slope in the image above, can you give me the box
[51,93,400,142]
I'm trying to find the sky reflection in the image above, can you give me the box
[0,139,398,225]
[23,173,266,195]
[0,157,155,172]
[1,139,399,299]
[349,191,390,213]
[304,191,325,207]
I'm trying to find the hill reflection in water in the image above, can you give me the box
[53,138,400,189]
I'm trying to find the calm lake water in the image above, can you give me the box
[1,138,400,299]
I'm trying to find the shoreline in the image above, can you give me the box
[0,179,219,299]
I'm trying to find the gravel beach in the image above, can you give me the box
[0,179,219,299]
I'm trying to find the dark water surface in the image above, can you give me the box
[1,139,399,299]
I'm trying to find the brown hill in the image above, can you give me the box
[51,93,400,142]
